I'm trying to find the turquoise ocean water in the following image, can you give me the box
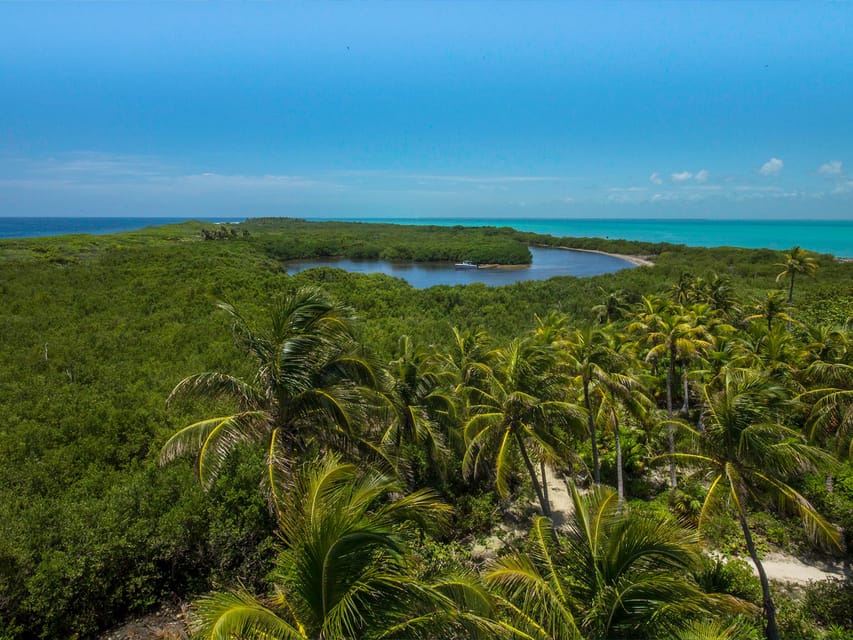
[1,217,851,258]
[314,218,853,258]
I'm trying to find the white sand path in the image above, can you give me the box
[540,466,849,585]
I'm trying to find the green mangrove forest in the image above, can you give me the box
[1,218,852,640]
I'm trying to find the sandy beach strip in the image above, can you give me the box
[479,245,656,269]
[535,244,656,267]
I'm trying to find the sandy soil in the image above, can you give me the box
[757,552,849,585]
[99,603,189,640]
[539,466,849,585]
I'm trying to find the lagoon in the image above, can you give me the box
[285,246,635,288]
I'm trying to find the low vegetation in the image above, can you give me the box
[0,218,851,639]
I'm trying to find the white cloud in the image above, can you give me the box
[173,173,322,189]
[695,169,709,183]
[649,172,663,185]
[759,157,783,175]
[671,171,693,183]
[818,160,842,175]
[832,180,853,194]
[400,174,561,184]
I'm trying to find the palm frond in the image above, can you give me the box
[753,471,841,549]
[191,590,305,640]
[159,411,268,489]
[167,372,262,409]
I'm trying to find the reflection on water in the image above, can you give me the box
[286,247,634,289]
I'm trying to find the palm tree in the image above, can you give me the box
[664,368,840,640]
[776,246,818,305]
[732,324,802,392]
[381,335,456,479]
[671,619,757,640]
[486,483,748,640]
[744,291,794,333]
[629,298,711,488]
[443,325,492,396]
[700,274,740,320]
[190,456,505,640]
[591,288,630,325]
[463,337,583,516]
[800,340,853,491]
[588,349,653,502]
[160,288,380,506]
[562,325,627,485]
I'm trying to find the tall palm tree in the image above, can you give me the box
[190,456,505,640]
[160,288,380,506]
[664,368,840,640]
[486,484,749,640]
[776,246,818,305]
[629,298,711,488]
[463,337,583,516]
[588,350,653,502]
[800,340,853,491]
[562,325,626,485]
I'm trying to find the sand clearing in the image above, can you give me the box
[540,466,849,585]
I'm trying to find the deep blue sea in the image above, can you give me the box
[0,217,238,240]
[1,216,851,258]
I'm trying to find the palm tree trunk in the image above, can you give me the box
[515,431,551,517]
[786,273,795,331]
[615,423,624,504]
[583,380,601,484]
[681,366,690,415]
[737,508,779,640]
[540,459,550,514]
[666,349,677,489]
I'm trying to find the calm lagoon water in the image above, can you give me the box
[286,246,634,288]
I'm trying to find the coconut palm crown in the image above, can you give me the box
[776,245,818,305]
[160,288,381,504]
[486,483,750,640]
[190,456,507,640]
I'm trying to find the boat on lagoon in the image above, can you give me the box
[454,260,478,270]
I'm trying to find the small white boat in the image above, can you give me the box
[454,260,478,270]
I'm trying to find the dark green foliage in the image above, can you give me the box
[803,578,853,630]
[244,218,533,265]
[0,218,851,638]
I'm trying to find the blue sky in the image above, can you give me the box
[1,2,851,219]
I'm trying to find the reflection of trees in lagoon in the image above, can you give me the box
[286,247,634,288]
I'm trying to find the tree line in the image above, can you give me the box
[0,221,851,639]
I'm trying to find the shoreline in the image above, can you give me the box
[562,246,655,267]
[480,246,655,270]
[533,244,655,267]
